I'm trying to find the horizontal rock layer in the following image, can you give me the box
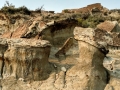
[0,38,52,81]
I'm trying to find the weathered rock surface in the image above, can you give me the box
[3,38,52,81]
[103,55,120,90]
[0,38,8,79]
[62,3,103,14]
[55,37,74,58]
[0,3,120,90]
[0,22,119,90]
[0,14,25,35]
[97,21,120,32]
[71,27,110,90]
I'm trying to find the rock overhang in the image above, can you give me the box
[73,27,112,49]
[73,27,113,56]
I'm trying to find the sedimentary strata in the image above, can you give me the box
[70,27,112,90]
[0,38,52,81]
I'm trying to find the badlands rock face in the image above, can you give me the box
[72,27,111,90]
[0,38,54,90]
[3,39,52,81]
[0,3,120,90]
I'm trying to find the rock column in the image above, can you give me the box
[4,39,52,81]
[72,27,111,90]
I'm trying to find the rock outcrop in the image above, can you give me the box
[62,3,103,14]
[0,3,120,90]
[0,38,8,79]
[103,56,120,90]
[97,21,120,33]
[68,27,111,90]
[0,13,26,35]
[0,38,52,81]
[55,37,74,58]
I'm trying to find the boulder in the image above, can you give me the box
[4,38,52,81]
[74,27,112,50]
[97,21,120,33]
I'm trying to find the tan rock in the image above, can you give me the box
[0,38,8,79]
[104,84,113,90]
[55,37,74,58]
[70,27,111,90]
[107,77,120,90]
[109,11,120,18]
[74,27,112,49]
[11,22,30,38]
[11,20,40,38]
[4,38,52,81]
[97,21,120,32]
[1,31,12,38]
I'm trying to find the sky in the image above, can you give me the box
[0,0,120,13]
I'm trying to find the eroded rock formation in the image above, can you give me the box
[62,3,103,14]
[55,37,74,58]
[3,39,52,81]
[70,27,112,90]
[0,3,120,90]
[97,21,120,33]
[0,38,8,79]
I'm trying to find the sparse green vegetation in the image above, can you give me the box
[76,14,106,28]
[63,9,70,13]
[82,20,89,28]
[35,5,44,13]
[77,18,83,26]
[0,1,31,15]
[77,17,95,28]
[77,18,89,28]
